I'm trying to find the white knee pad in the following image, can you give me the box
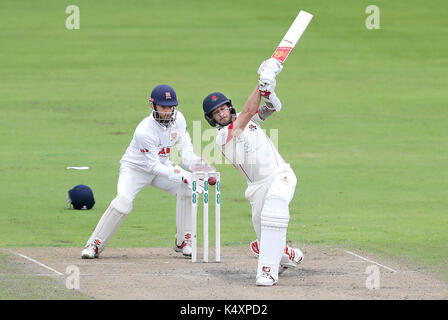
[110,195,133,215]
[86,195,132,252]
[261,197,290,230]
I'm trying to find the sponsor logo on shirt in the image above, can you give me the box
[158,147,171,156]
[248,124,257,131]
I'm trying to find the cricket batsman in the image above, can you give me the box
[202,58,303,286]
[81,84,213,259]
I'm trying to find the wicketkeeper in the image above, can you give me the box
[202,58,303,286]
[81,84,213,259]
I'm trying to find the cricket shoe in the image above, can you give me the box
[250,240,304,275]
[174,235,192,257]
[256,272,277,286]
[81,244,99,259]
[279,246,304,275]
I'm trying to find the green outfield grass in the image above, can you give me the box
[1,0,447,286]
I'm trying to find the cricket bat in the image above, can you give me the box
[259,10,313,97]
[271,10,313,64]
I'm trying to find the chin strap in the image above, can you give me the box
[152,106,178,127]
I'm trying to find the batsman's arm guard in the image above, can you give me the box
[252,92,282,122]
[252,102,275,122]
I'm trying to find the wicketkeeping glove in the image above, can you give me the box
[169,165,204,193]
[190,158,217,173]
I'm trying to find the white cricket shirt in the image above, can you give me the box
[215,114,285,183]
[120,111,194,177]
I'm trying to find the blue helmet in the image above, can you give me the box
[149,84,178,127]
[150,84,178,106]
[67,184,95,210]
[202,92,236,127]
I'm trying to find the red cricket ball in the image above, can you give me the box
[208,177,217,186]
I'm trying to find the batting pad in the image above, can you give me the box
[176,183,192,246]
[86,195,132,252]
[261,198,290,229]
[257,197,289,280]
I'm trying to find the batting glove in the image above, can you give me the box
[258,58,282,96]
[257,57,283,77]
[258,76,276,96]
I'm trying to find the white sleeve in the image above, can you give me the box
[177,130,201,171]
[134,132,172,178]
[215,122,234,146]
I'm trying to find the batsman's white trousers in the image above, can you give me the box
[244,163,297,240]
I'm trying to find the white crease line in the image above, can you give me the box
[53,262,134,265]
[12,252,64,276]
[1,274,59,277]
[344,250,398,273]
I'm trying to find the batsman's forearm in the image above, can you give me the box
[243,84,262,116]
[231,84,261,135]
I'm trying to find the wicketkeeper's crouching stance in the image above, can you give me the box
[202,58,303,286]
[81,84,212,259]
